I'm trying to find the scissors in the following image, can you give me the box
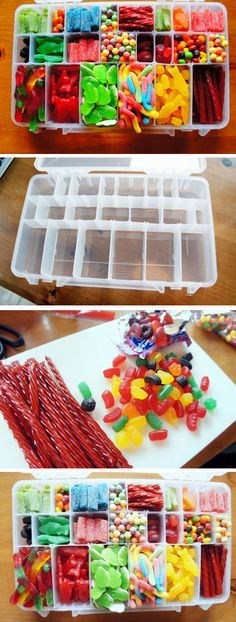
[0,324,25,359]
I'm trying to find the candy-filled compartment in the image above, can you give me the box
[52,546,90,609]
[72,513,109,544]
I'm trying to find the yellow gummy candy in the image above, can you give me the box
[132,116,141,133]
[156,64,165,75]
[115,430,130,448]
[141,107,159,118]
[131,385,148,400]
[131,378,145,388]
[165,407,178,425]
[126,424,143,446]
[156,82,164,97]
[170,387,181,401]
[181,552,199,577]
[157,371,174,384]
[167,576,192,601]
[178,592,191,602]
[160,73,170,89]
[171,117,183,127]
[148,350,163,363]
[126,416,146,430]
[158,95,183,119]
[111,375,121,397]
[179,392,193,407]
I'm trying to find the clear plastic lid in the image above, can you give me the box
[28,469,227,481]
[35,156,207,176]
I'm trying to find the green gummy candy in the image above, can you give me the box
[78,381,92,399]
[108,568,122,589]
[90,546,102,560]
[95,593,114,609]
[38,515,68,525]
[81,63,94,77]
[93,64,107,84]
[188,375,197,388]
[39,522,69,536]
[109,85,118,107]
[107,65,117,85]
[80,101,94,116]
[112,416,128,433]
[147,411,163,430]
[101,547,118,566]
[84,85,99,105]
[83,110,102,125]
[91,559,110,573]
[117,546,128,567]
[37,535,69,544]
[98,85,111,106]
[192,386,203,399]
[204,397,217,411]
[91,585,105,600]
[94,566,110,589]
[120,566,129,590]
[96,105,116,120]
[81,76,99,89]
[34,593,43,611]
[107,588,129,601]
[46,589,54,607]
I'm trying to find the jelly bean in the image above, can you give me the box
[103,367,121,378]
[147,411,163,430]
[173,400,185,418]
[169,386,181,401]
[112,415,129,432]
[115,429,130,448]
[126,424,144,446]
[102,390,115,408]
[204,397,217,411]
[184,514,212,544]
[149,429,168,441]
[158,385,173,400]
[196,406,206,418]
[103,407,122,423]
[131,378,145,388]
[215,516,231,543]
[179,393,193,407]
[174,34,207,65]
[131,385,148,400]
[78,381,92,399]
[112,354,126,367]
[81,398,96,412]
[200,376,210,392]
[209,34,228,63]
[168,363,182,377]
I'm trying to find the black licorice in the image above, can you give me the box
[81,398,96,412]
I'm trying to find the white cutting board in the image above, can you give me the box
[0,319,235,469]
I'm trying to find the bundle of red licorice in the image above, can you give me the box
[0,357,130,469]
[201,544,227,598]
[127,484,164,511]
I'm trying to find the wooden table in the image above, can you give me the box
[0,309,235,466]
[0,157,235,305]
[0,0,235,154]
[1,471,235,622]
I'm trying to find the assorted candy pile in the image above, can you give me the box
[183,515,212,544]
[215,517,231,543]
[209,34,228,63]
[74,516,108,543]
[166,545,199,602]
[37,516,70,545]
[174,34,207,65]
[16,484,50,514]
[56,547,89,604]
[200,544,227,597]
[11,480,231,611]
[49,67,80,124]
[14,4,228,131]
[100,311,217,450]
[101,31,136,63]
[90,544,129,611]
[10,548,53,610]
[72,483,108,511]
[130,543,166,607]
[195,313,236,348]
[55,484,70,513]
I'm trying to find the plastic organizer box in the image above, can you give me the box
[12,478,231,614]
[11,156,217,293]
[12,1,229,134]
